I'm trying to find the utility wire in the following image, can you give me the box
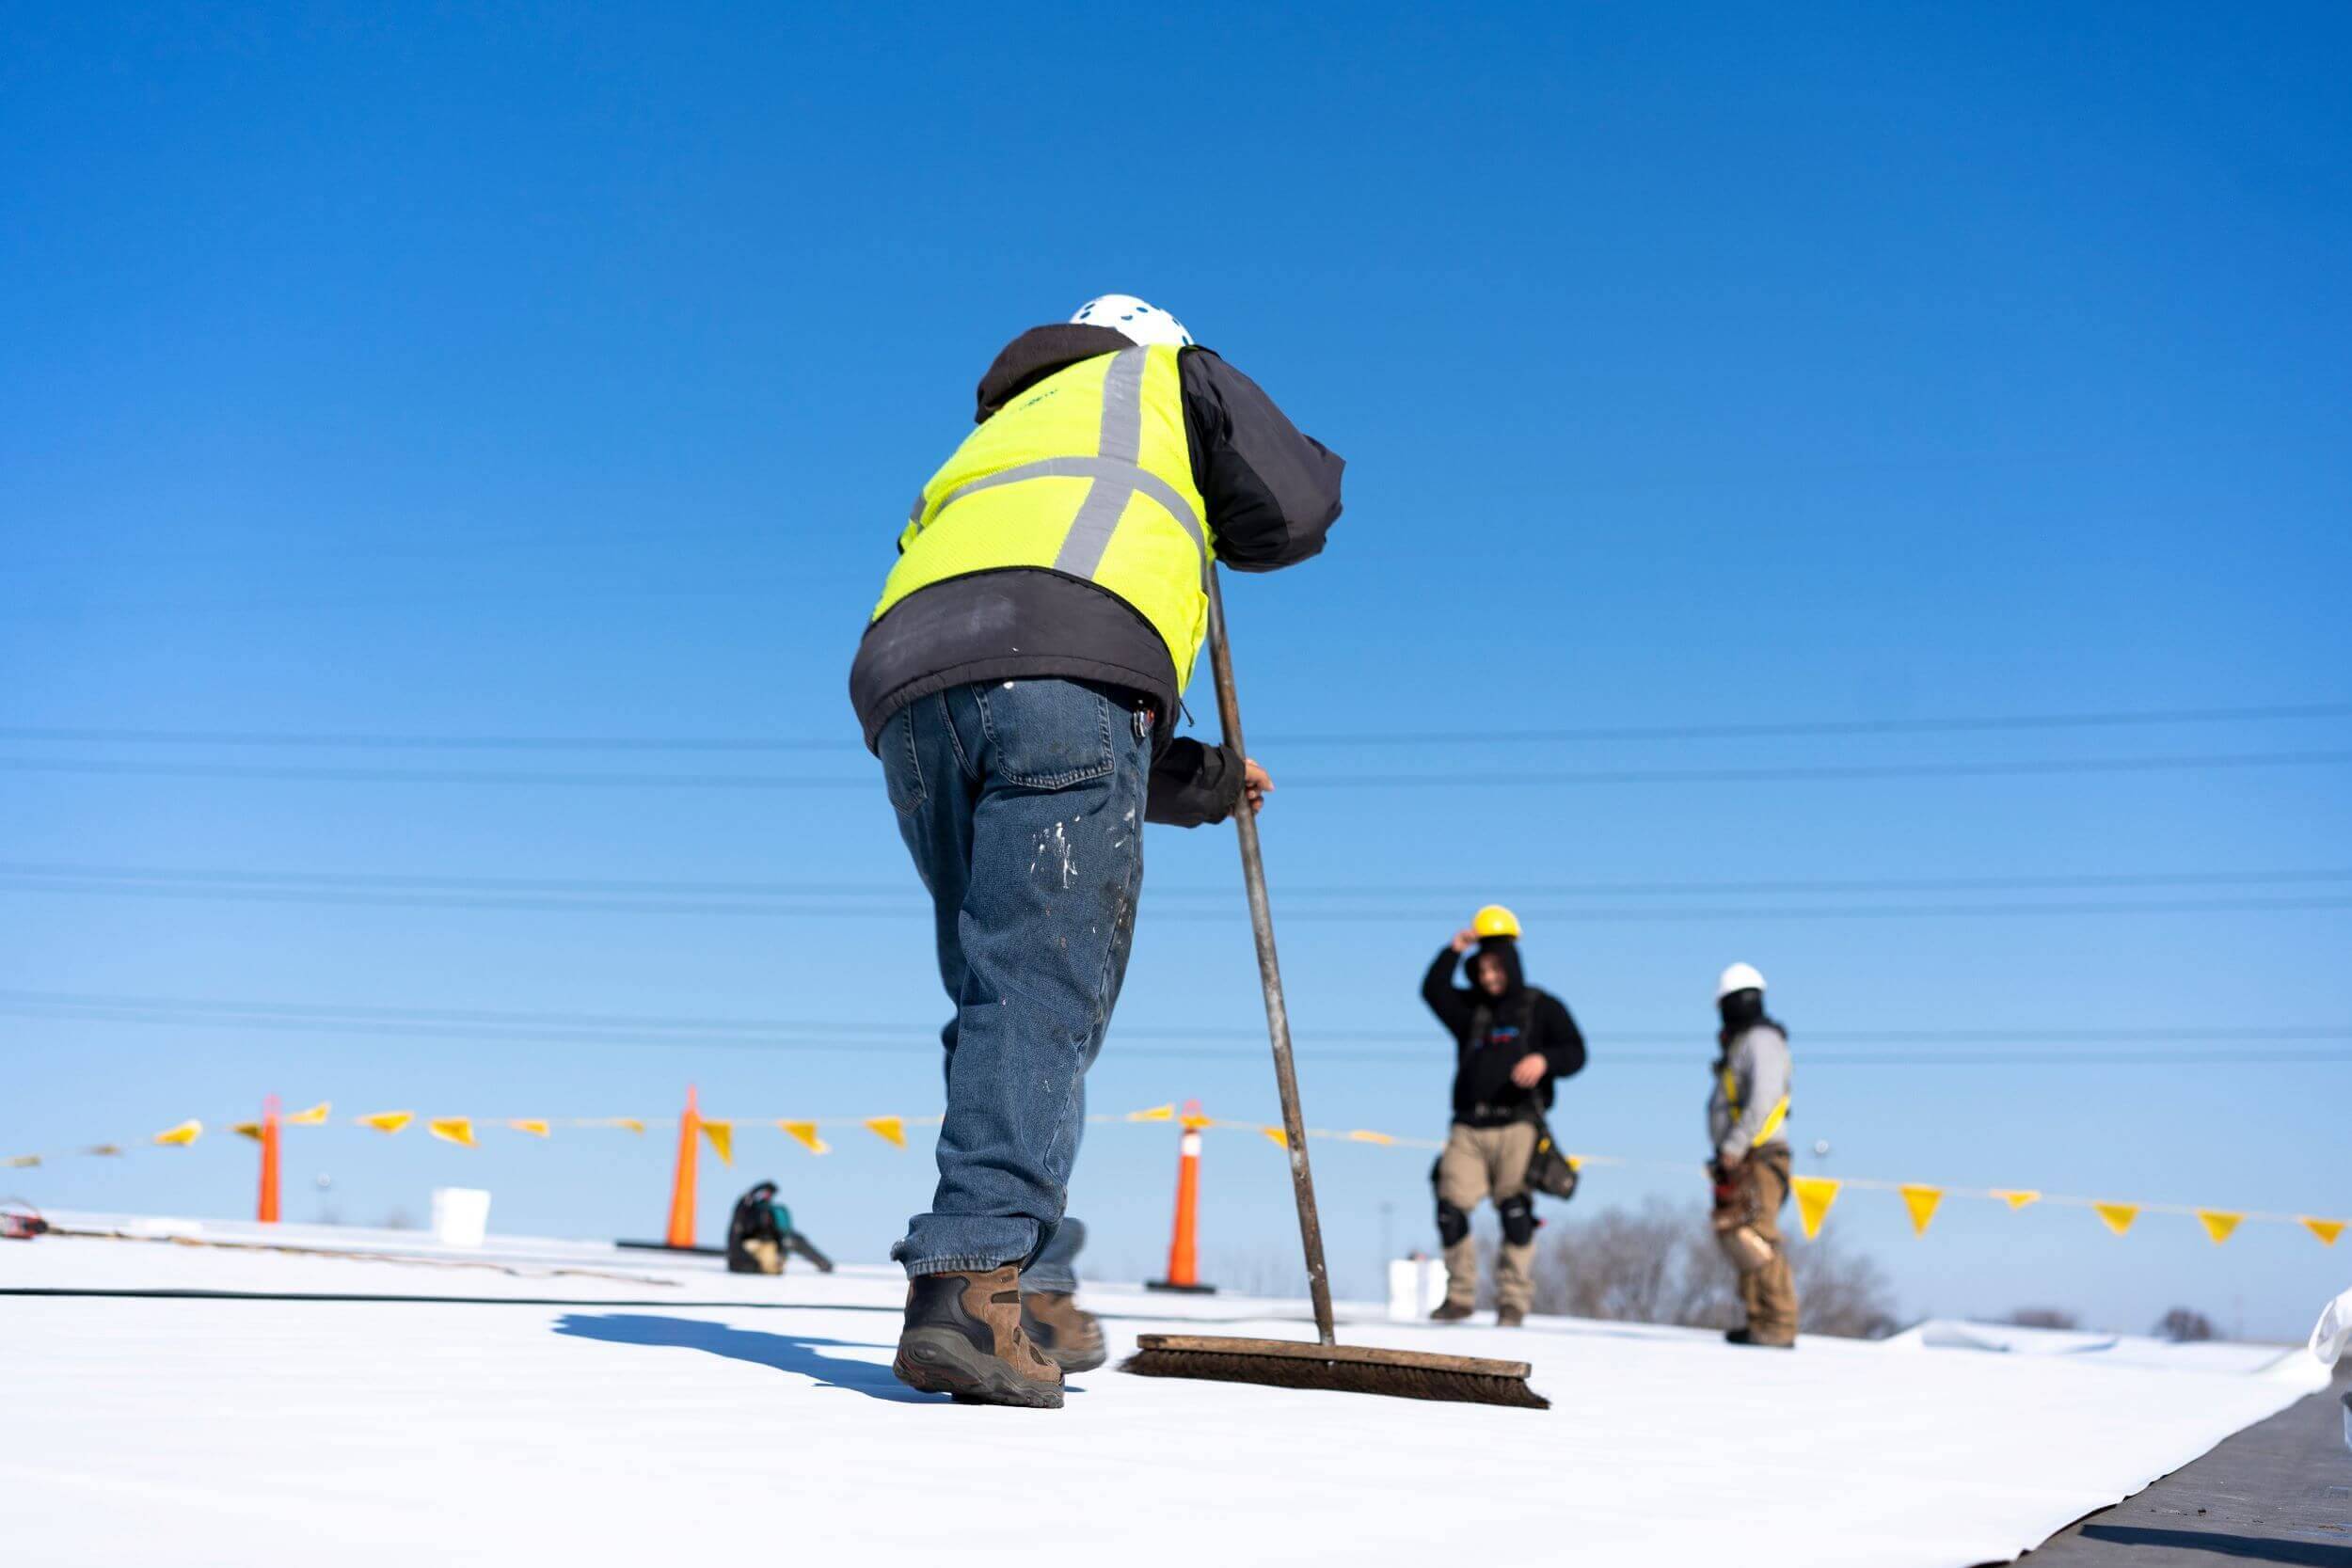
[3,991,2343,1052]
[2,700,2344,752]
[3,1004,2343,1068]
[3,749,2349,790]
[3,877,2344,922]
[5,860,2346,900]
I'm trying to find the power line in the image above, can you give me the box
[3,990,2343,1047]
[3,749,2348,791]
[4,876,2344,923]
[6,860,2347,900]
[5,1004,2343,1068]
[1,700,2344,752]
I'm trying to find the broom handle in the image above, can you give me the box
[1205,566,1338,1347]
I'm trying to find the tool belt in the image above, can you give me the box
[1524,1112,1580,1202]
[1708,1159,1773,1274]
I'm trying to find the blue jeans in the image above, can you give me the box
[879,678,1152,1278]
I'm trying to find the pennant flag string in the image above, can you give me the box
[12,1101,2342,1251]
[1792,1175,1841,1239]
[1899,1184,1945,1236]
[700,1119,734,1165]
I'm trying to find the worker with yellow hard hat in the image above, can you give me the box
[1420,904,1587,1326]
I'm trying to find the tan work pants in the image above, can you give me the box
[1437,1120,1539,1314]
[1720,1143,1798,1344]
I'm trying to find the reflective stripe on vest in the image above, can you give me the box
[874,345,1214,687]
[1719,1065,1790,1148]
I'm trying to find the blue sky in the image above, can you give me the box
[3,3,2346,1338]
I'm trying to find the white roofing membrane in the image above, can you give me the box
[3,1214,2326,1567]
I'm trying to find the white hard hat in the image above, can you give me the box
[1070,294,1193,348]
[1716,962,1767,1000]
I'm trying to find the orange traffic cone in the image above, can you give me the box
[1147,1101,1216,1294]
[663,1085,702,1249]
[256,1094,281,1225]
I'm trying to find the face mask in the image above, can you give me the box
[1718,989,1765,1032]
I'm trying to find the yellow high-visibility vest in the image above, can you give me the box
[874,343,1215,688]
[1720,1065,1790,1148]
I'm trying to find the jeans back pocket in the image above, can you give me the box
[976,679,1116,789]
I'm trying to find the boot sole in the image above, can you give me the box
[893,1332,1064,1408]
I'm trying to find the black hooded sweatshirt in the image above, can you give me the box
[1422,940,1587,1128]
[849,324,1343,828]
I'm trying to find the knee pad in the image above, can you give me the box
[1499,1194,1537,1246]
[1435,1199,1470,1247]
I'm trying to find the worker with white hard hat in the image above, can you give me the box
[851,296,1344,1408]
[1420,905,1589,1326]
[1707,962,1799,1347]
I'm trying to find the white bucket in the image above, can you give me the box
[1387,1256,1446,1322]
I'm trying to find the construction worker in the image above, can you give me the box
[1421,907,1587,1326]
[851,294,1343,1407]
[726,1181,794,1275]
[1708,962,1798,1347]
[724,1180,834,1275]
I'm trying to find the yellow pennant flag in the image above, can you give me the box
[579,1117,644,1133]
[230,1121,263,1142]
[1791,1175,1840,1239]
[428,1117,476,1148]
[83,1144,124,1158]
[284,1101,331,1126]
[6,1154,39,1168]
[1347,1130,1396,1146]
[865,1116,907,1148]
[2195,1210,2243,1245]
[2302,1216,2345,1247]
[700,1119,734,1165]
[1127,1104,1175,1122]
[1899,1184,1945,1236]
[2093,1202,2138,1236]
[508,1119,550,1138]
[152,1119,202,1147]
[1993,1189,2041,1210]
[1567,1154,1584,1171]
[360,1111,414,1135]
[1261,1125,1289,1148]
[777,1120,831,1155]
[1180,1110,1215,1131]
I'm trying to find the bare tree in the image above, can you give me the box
[1519,1199,1899,1338]
[1526,1198,1738,1327]
[2005,1307,2081,1330]
[1790,1229,1900,1339]
[2154,1307,2218,1342]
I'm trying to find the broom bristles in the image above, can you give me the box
[1120,1345,1549,1410]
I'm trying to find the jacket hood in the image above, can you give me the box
[1470,936,1526,999]
[974,325,1137,422]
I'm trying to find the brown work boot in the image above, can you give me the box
[1429,1299,1476,1323]
[1724,1327,1795,1349]
[893,1265,1064,1407]
[1497,1306,1526,1328]
[1020,1291,1106,1373]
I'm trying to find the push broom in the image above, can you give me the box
[1120,569,1549,1411]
